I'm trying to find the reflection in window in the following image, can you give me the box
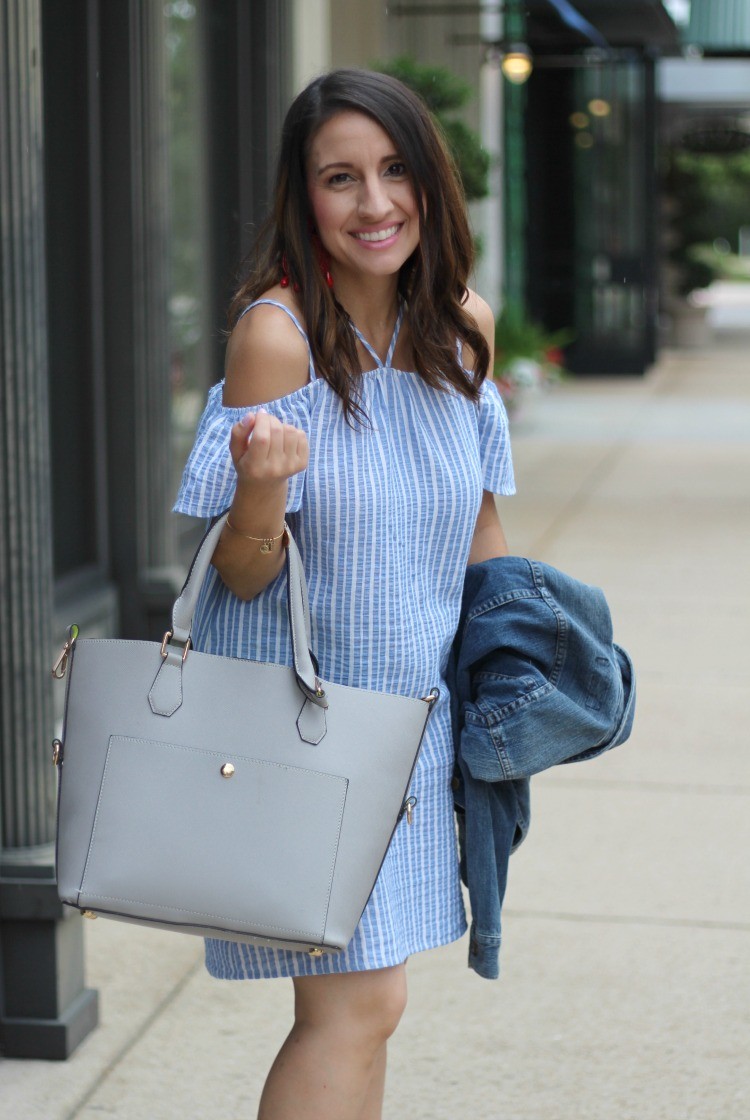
[167,0,210,506]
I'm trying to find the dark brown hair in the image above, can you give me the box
[229,68,489,421]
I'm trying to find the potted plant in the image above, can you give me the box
[663,149,721,346]
[493,304,571,414]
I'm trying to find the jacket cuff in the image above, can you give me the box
[467,919,501,980]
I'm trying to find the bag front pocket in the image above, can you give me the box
[78,735,348,943]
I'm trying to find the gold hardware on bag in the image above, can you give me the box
[308,947,324,957]
[52,739,62,766]
[160,630,191,662]
[404,796,417,825]
[420,687,439,706]
[82,911,97,919]
[220,763,235,778]
[52,625,79,679]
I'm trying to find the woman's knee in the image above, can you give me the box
[293,964,408,1045]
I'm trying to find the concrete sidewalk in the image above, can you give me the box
[3,344,749,1119]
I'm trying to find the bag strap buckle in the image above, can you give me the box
[160,630,192,663]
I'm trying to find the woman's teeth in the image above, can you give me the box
[354,225,399,242]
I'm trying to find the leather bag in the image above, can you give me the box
[52,513,436,957]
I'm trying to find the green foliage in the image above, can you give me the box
[492,304,573,411]
[664,148,750,295]
[494,304,573,368]
[374,56,489,201]
[376,56,473,114]
[439,118,490,203]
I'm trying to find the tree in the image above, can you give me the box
[374,56,489,202]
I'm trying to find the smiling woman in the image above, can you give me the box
[173,68,514,1120]
[227,68,491,423]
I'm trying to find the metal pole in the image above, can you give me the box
[476,0,505,313]
[501,0,528,310]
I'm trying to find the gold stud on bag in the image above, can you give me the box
[51,513,438,955]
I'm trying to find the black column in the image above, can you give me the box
[98,0,176,641]
[0,0,98,1059]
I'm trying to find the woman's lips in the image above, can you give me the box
[350,223,402,247]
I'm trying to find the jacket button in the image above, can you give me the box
[450,776,460,791]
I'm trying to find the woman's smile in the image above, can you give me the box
[351,223,404,247]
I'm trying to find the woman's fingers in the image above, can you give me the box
[283,423,310,470]
[231,410,308,480]
[229,411,257,461]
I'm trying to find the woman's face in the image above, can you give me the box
[306,111,420,284]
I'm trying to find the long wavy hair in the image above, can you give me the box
[228,69,489,422]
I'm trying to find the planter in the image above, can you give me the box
[670,301,712,348]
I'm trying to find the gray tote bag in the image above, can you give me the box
[52,514,437,957]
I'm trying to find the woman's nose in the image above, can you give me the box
[358,176,391,220]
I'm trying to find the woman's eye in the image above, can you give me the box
[386,162,407,177]
[328,172,352,185]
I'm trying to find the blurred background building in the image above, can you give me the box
[1,0,748,1059]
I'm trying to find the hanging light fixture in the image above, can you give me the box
[501,43,533,85]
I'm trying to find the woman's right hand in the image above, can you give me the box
[229,410,309,487]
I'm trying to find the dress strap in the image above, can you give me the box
[237,299,317,381]
[349,324,383,369]
[350,302,406,370]
[385,304,405,368]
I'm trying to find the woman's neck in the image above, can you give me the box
[333,273,401,344]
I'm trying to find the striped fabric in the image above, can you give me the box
[174,300,515,979]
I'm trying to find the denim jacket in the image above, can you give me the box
[449,556,636,978]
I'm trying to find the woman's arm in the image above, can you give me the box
[210,301,311,601]
[463,288,511,565]
[468,490,510,564]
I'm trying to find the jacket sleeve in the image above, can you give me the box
[173,381,312,518]
[476,379,516,495]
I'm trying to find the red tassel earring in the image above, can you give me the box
[280,254,300,292]
[310,233,334,289]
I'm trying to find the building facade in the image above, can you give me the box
[0,0,294,1059]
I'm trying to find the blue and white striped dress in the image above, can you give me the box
[174,300,515,979]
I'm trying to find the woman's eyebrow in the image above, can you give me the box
[316,161,354,175]
[316,154,402,176]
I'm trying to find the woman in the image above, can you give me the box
[175,69,515,1120]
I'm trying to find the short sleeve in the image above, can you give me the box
[173,381,313,518]
[476,378,516,495]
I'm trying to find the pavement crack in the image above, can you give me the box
[505,908,750,933]
[65,954,203,1120]
[534,777,750,797]
[529,438,630,556]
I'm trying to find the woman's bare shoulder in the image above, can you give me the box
[461,288,496,368]
[223,287,311,407]
[462,288,495,341]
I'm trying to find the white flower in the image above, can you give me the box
[506,358,542,388]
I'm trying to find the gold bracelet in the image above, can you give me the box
[225,517,289,554]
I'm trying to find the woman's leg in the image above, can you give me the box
[257,963,407,1120]
[357,1042,387,1120]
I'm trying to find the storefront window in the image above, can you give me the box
[166,0,211,533]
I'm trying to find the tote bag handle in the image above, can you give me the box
[164,512,325,710]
